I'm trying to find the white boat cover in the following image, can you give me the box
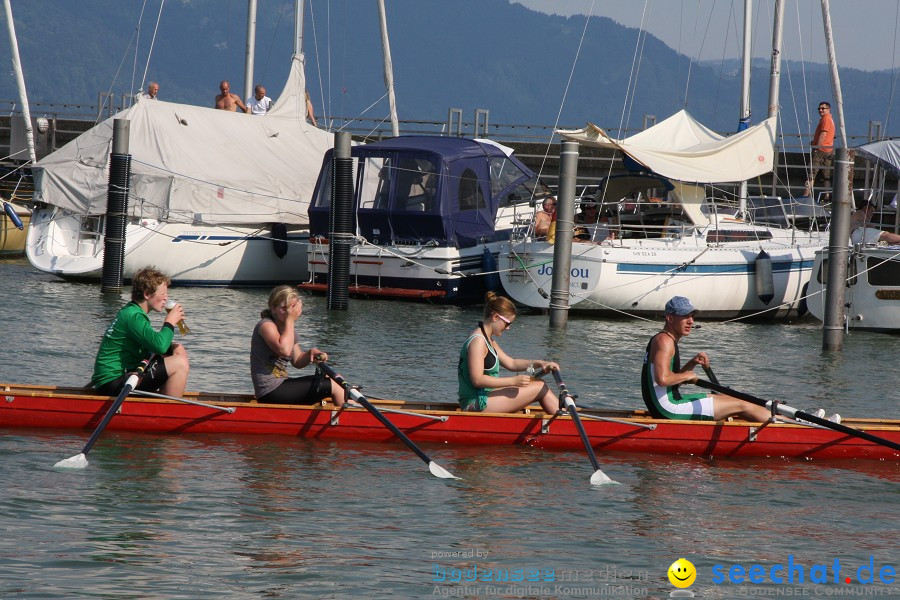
[855,139,900,175]
[558,110,777,184]
[31,56,333,226]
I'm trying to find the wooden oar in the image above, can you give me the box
[550,369,616,485]
[54,355,155,469]
[316,361,458,479]
[695,379,900,452]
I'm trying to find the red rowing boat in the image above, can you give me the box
[2,382,898,460]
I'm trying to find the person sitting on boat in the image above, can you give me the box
[574,201,615,242]
[849,201,900,246]
[91,266,190,398]
[533,196,556,239]
[641,296,770,422]
[250,285,347,406]
[215,80,249,113]
[457,292,560,414]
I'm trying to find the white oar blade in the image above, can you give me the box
[428,461,459,480]
[590,470,618,486]
[54,453,88,469]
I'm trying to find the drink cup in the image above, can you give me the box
[164,299,191,335]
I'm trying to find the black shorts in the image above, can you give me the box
[94,355,169,396]
[258,374,332,405]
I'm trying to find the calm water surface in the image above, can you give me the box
[1,259,897,599]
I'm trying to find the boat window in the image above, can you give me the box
[707,230,773,243]
[489,157,527,197]
[312,158,333,208]
[867,257,900,286]
[458,168,485,211]
[393,158,438,212]
[359,157,390,210]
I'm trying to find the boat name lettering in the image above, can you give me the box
[535,264,590,279]
[632,251,657,257]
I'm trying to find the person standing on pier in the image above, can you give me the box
[641,296,770,422]
[457,292,560,414]
[803,101,835,199]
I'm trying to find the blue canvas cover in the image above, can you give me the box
[309,136,537,248]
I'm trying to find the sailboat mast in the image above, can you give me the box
[244,0,258,105]
[3,0,35,164]
[766,0,785,120]
[377,0,399,138]
[739,0,752,130]
[820,0,847,147]
[737,0,753,214]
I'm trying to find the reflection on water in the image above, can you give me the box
[1,259,898,599]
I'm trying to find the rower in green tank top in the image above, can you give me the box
[641,296,770,422]
[457,291,560,414]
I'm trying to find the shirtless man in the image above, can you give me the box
[215,80,249,113]
[533,196,556,238]
[850,201,900,245]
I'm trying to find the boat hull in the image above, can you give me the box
[500,233,825,319]
[303,239,501,303]
[0,201,30,256]
[26,207,308,286]
[3,383,897,460]
[807,246,900,332]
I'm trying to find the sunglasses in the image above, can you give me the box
[496,314,511,330]
[818,106,829,110]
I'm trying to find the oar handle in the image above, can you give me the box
[696,379,900,452]
[702,365,720,385]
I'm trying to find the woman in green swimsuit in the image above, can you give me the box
[457,292,560,414]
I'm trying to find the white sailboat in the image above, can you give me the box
[499,1,831,319]
[25,4,332,286]
[499,111,830,318]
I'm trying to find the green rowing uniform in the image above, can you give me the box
[457,330,499,412]
[91,301,175,388]
[641,333,715,420]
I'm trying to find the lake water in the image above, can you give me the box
[1,258,897,599]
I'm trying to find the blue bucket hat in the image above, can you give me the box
[665,296,697,316]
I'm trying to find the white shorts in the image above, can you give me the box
[850,227,883,246]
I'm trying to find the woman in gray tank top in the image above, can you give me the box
[250,286,346,406]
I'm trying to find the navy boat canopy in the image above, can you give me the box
[309,136,539,248]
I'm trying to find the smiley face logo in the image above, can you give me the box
[667,558,696,588]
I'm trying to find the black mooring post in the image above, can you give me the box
[100,119,131,293]
[327,131,353,310]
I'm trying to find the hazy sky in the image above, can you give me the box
[514,0,900,72]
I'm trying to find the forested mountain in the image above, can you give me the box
[0,0,895,136]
